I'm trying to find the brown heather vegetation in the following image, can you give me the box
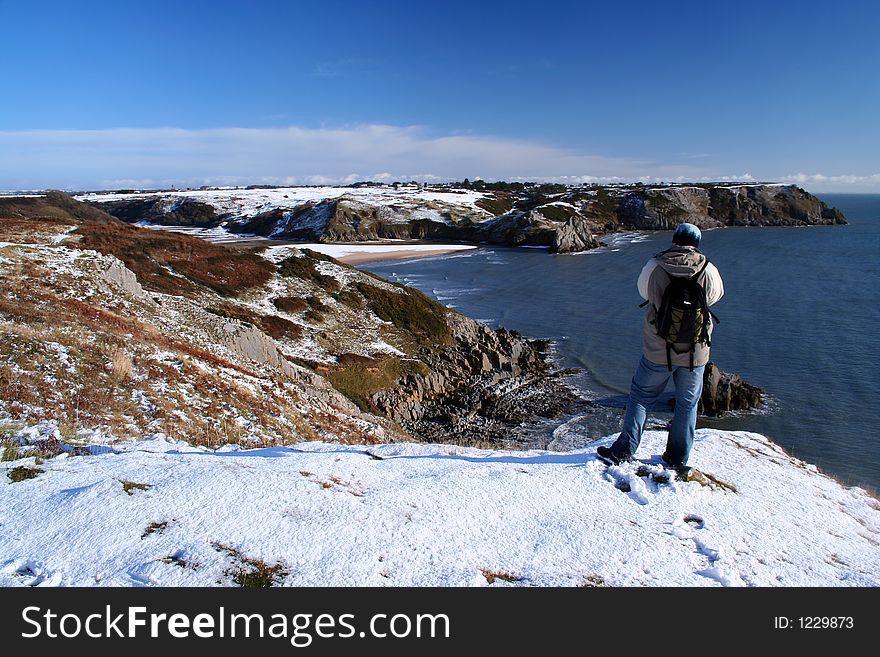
[258,314,303,341]
[2,192,275,299]
[75,220,275,298]
[272,296,309,313]
[0,239,359,447]
[0,192,113,224]
[0,193,406,448]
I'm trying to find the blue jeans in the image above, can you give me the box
[609,355,705,465]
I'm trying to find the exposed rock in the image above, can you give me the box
[96,254,151,301]
[371,314,576,442]
[618,187,716,230]
[474,209,557,247]
[551,216,601,253]
[707,185,847,226]
[699,362,764,416]
[95,197,225,228]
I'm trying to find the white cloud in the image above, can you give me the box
[780,173,880,186]
[13,124,857,192]
[0,124,713,191]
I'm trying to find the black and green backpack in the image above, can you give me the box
[642,253,719,371]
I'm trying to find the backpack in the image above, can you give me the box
[640,252,719,371]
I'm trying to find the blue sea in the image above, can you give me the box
[363,194,880,491]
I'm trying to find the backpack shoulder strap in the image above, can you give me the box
[689,256,710,282]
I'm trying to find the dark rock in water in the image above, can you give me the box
[473,209,557,247]
[699,362,764,416]
[550,216,601,253]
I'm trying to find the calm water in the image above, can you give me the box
[364,194,880,490]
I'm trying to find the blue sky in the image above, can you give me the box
[1,0,877,191]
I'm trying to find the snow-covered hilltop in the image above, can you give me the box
[75,182,847,254]
[77,185,490,220]
[2,430,878,586]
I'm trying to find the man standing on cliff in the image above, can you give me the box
[597,223,724,473]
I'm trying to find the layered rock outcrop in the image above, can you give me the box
[699,362,765,416]
[371,314,575,442]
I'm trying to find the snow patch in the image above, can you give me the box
[1,429,877,586]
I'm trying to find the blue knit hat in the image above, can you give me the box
[672,223,701,247]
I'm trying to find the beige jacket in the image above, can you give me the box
[637,245,724,368]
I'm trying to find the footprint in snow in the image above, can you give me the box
[600,459,683,505]
[602,465,650,505]
[671,515,745,587]
[1,558,62,587]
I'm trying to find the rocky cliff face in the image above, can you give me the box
[551,216,602,253]
[372,314,576,443]
[97,197,225,228]
[707,185,846,226]
[87,183,847,255]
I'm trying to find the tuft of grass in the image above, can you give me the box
[33,437,65,459]
[121,479,152,495]
[142,521,169,538]
[278,253,340,292]
[1,442,19,462]
[480,568,522,585]
[355,282,451,346]
[7,465,42,483]
[326,355,428,414]
[213,542,288,587]
[206,304,257,326]
[580,575,607,588]
[109,348,133,386]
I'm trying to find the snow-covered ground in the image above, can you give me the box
[2,429,877,587]
[74,186,489,218]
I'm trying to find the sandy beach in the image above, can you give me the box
[291,242,479,265]
[335,246,476,264]
[139,224,480,264]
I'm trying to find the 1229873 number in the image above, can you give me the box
[775,617,854,629]
[798,617,853,629]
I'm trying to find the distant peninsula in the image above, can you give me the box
[77,181,847,254]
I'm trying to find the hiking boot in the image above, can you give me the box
[597,445,631,466]
[661,454,694,479]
